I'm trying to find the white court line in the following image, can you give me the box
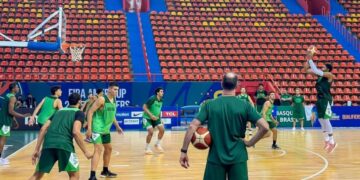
[7,139,37,159]
[112,164,130,167]
[300,148,328,180]
[251,149,287,160]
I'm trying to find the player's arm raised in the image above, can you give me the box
[86,96,105,139]
[29,98,45,126]
[32,120,51,165]
[72,113,93,159]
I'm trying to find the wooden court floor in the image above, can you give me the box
[0,129,360,180]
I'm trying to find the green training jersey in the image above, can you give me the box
[292,95,304,109]
[280,94,292,106]
[143,95,163,120]
[263,101,274,122]
[236,94,250,102]
[196,96,261,165]
[92,96,116,134]
[43,107,85,153]
[0,93,15,127]
[37,96,58,125]
[315,76,332,100]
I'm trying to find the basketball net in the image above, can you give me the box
[61,43,85,62]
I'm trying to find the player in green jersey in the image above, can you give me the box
[304,46,337,153]
[179,73,269,180]
[86,82,123,180]
[0,82,30,165]
[143,87,165,154]
[292,88,306,131]
[262,92,280,149]
[29,86,63,127]
[29,93,93,180]
[237,87,255,135]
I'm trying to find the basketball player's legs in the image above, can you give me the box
[316,99,336,152]
[228,162,248,180]
[90,144,103,175]
[155,123,165,152]
[203,162,226,180]
[68,172,80,180]
[292,119,297,130]
[268,121,280,149]
[145,126,154,154]
[299,118,304,129]
[0,136,9,164]
[29,172,45,180]
[101,135,117,178]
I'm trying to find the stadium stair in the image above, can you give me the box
[104,0,123,11]
[329,0,348,15]
[314,15,360,61]
[150,0,167,12]
[126,13,149,81]
[140,13,163,81]
[280,0,306,14]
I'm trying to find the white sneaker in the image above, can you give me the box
[0,158,10,165]
[155,144,164,153]
[292,127,296,131]
[301,128,305,131]
[145,148,153,155]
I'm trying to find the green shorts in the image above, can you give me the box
[91,133,111,144]
[316,98,333,119]
[36,148,79,173]
[267,121,277,129]
[203,161,248,180]
[0,125,11,137]
[142,118,162,129]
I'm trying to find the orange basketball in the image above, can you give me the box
[191,127,212,150]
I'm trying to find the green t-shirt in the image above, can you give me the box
[316,76,332,100]
[255,90,267,105]
[196,96,261,165]
[92,96,116,134]
[37,96,58,125]
[143,95,163,120]
[236,94,249,102]
[43,107,85,153]
[280,94,292,106]
[292,95,304,109]
[0,93,15,127]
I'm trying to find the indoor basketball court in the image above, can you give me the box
[1,0,360,179]
[0,130,360,179]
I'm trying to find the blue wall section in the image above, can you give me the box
[314,15,360,61]
[329,0,348,15]
[150,0,167,12]
[140,13,163,81]
[104,0,123,11]
[281,0,306,14]
[126,13,149,81]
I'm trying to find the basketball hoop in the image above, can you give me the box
[61,43,85,62]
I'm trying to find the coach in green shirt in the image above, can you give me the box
[179,73,269,180]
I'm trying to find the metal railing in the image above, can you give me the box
[327,15,360,52]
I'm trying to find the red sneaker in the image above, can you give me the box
[326,142,338,153]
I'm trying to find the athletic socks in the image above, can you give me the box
[272,140,276,145]
[323,132,330,142]
[328,134,335,144]
[146,143,150,149]
[103,167,109,173]
[156,139,161,146]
